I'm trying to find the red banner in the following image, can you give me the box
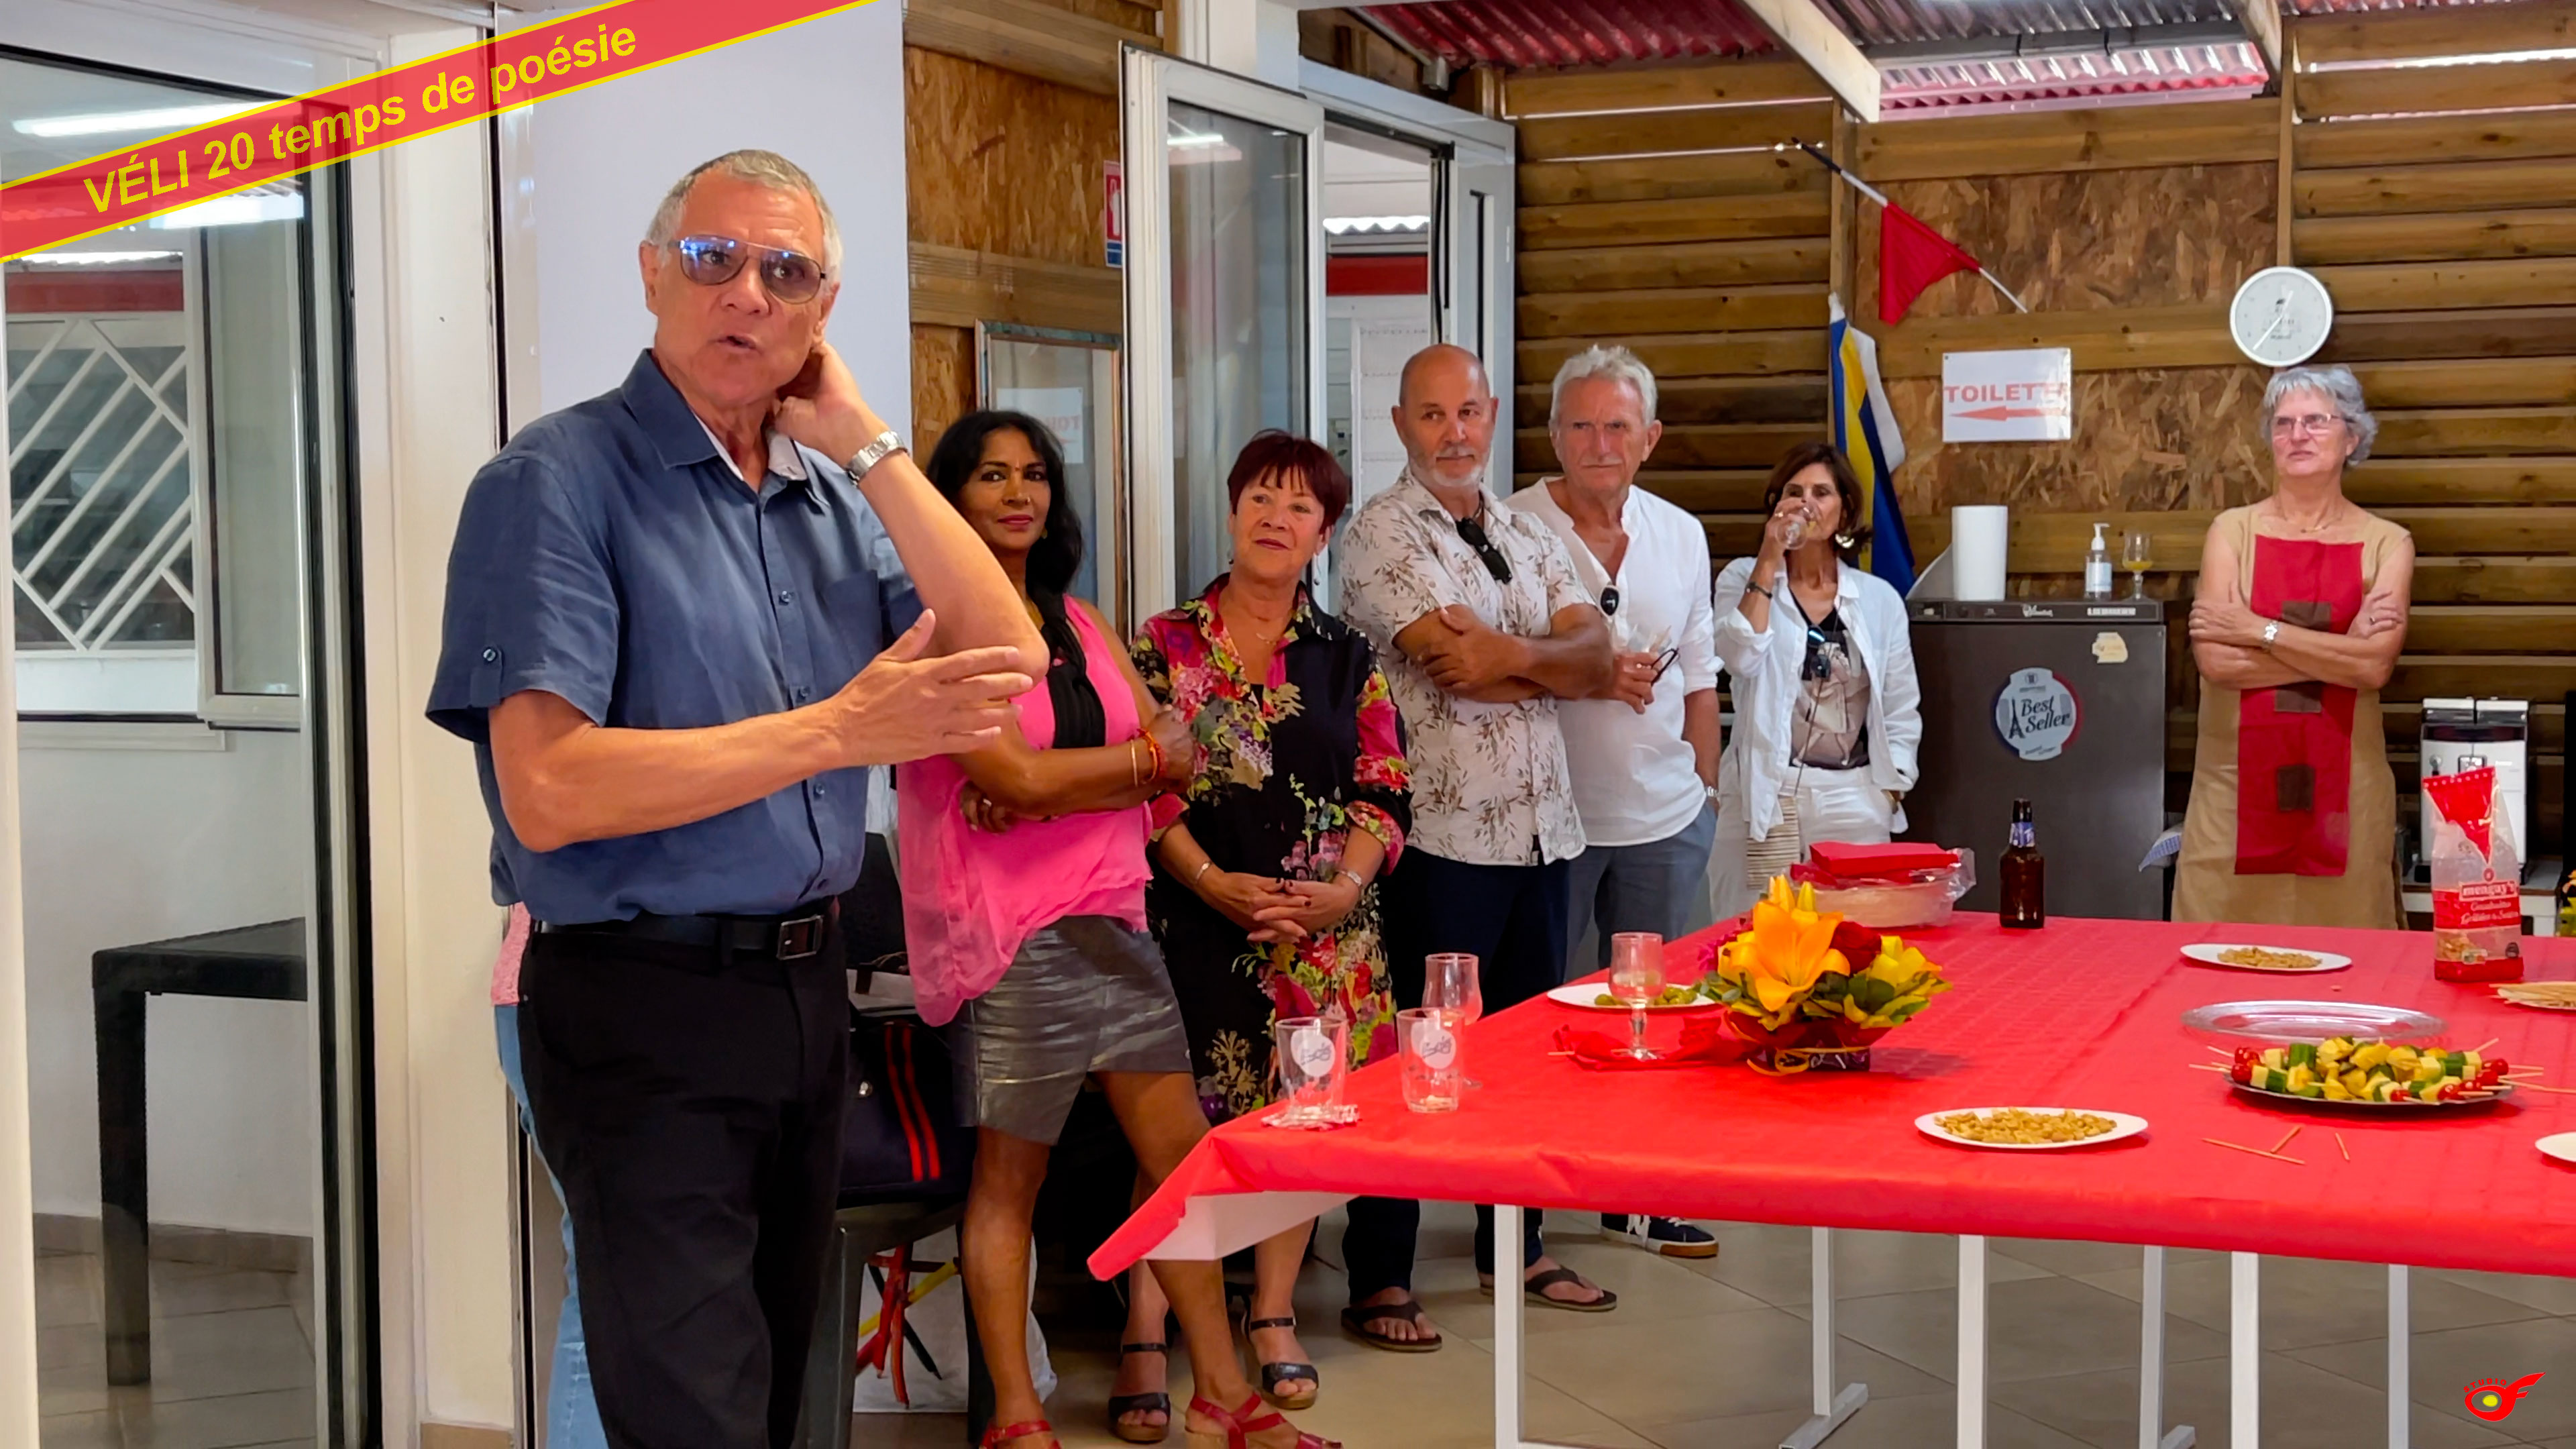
[1,0,875,262]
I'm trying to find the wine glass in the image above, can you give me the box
[1607,932,1666,1061]
[2121,530,2153,599]
[1424,953,1483,1088]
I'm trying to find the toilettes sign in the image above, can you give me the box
[1943,348,2074,442]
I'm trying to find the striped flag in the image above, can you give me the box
[1829,295,1913,595]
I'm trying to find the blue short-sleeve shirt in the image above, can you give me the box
[427,350,920,922]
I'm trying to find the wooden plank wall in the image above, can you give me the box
[2287,0,2576,857]
[1501,58,1837,552]
[902,0,1150,454]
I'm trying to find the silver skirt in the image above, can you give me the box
[949,916,1193,1144]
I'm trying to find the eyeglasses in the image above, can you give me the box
[2270,413,2343,437]
[1650,645,1679,682]
[1454,511,1512,584]
[1599,585,1620,617]
[665,233,829,304]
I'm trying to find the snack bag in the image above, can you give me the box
[2423,764,2523,982]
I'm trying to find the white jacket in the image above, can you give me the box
[1710,556,1921,843]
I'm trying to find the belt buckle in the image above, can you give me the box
[775,914,825,961]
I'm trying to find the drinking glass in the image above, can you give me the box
[1397,1007,1461,1113]
[2122,530,2153,598]
[1608,932,1666,1061]
[1271,1012,1350,1127]
[1424,953,1483,1088]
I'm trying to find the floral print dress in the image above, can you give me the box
[1132,580,1411,1124]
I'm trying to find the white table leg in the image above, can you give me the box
[1782,1227,1867,1449]
[2231,1253,2259,1449]
[1959,1236,1987,1449]
[1494,1203,1524,1449]
[2387,1265,2409,1449]
[2140,1246,2196,1449]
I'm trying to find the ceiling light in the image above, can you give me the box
[14,250,183,265]
[1168,131,1231,150]
[13,101,266,139]
[148,191,305,229]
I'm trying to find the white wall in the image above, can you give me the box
[517,3,912,432]
[21,729,315,1234]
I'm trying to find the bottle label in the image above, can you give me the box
[2084,558,2112,597]
[2010,822,2035,849]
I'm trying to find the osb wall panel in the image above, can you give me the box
[906,45,1119,266]
[1857,164,2276,317]
[912,324,977,458]
[1887,366,2273,521]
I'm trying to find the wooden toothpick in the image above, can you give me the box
[2335,1132,2349,1162]
[2270,1126,2303,1155]
[2206,1137,2304,1165]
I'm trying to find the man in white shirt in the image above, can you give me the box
[1336,343,1619,1344]
[1511,345,1724,1261]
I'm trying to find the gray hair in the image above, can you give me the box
[1548,344,1659,425]
[644,149,843,274]
[2264,364,2377,462]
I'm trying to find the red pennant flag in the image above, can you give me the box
[1878,203,1982,325]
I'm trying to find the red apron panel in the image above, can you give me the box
[2235,535,2365,876]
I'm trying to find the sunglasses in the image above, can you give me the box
[1599,585,1621,617]
[1454,511,1512,584]
[665,233,829,304]
[1803,628,1847,683]
[1650,645,1679,682]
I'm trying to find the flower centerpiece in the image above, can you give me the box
[1699,877,1953,1072]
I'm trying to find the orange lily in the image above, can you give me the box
[1722,877,1851,1021]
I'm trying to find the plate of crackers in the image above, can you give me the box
[2180,943,2352,974]
[1915,1107,2148,1151]
[2493,982,2576,1013]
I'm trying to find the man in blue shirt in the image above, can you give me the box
[430,150,1040,1449]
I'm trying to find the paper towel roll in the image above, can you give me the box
[1951,505,2009,600]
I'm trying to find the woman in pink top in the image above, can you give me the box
[901,413,1336,1449]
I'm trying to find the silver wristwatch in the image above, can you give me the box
[2259,619,2282,652]
[847,429,904,478]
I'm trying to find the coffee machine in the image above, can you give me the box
[2416,698,2532,881]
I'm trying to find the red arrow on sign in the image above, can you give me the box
[1955,405,2059,421]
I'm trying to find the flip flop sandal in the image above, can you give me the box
[1337,1298,1443,1353]
[1481,1265,1619,1313]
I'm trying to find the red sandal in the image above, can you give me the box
[1185,1393,1340,1449]
[979,1419,1059,1449]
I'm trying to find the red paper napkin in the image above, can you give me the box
[1550,1020,1756,1071]
[1807,841,1960,879]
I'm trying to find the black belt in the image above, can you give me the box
[536,900,837,961]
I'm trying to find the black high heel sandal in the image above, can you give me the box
[1107,1341,1172,1445]
[1241,1312,1319,1411]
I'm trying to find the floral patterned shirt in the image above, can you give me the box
[1134,581,1413,1121]
[1336,472,1594,867]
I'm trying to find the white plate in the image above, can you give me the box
[1546,982,1717,1012]
[2538,1132,2576,1166]
[1915,1107,2148,1151]
[2180,1000,2445,1043]
[2181,943,2353,974]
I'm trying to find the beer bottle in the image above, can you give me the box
[2000,798,2045,929]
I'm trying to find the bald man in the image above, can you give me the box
[1334,343,1617,1348]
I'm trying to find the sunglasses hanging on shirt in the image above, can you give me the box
[1454,511,1513,584]
[1598,585,1621,617]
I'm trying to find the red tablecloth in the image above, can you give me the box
[1093,916,2576,1279]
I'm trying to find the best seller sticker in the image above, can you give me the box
[0,0,875,262]
[1993,667,2081,762]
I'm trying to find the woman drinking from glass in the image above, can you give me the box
[1117,432,1411,1428]
[900,411,1338,1449]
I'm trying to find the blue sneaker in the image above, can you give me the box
[1601,1214,1719,1259]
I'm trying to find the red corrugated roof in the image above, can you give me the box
[1358,0,1778,71]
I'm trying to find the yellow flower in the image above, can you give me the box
[1725,877,1850,1019]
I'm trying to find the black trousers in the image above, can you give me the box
[1342,848,1570,1299]
[518,927,849,1449]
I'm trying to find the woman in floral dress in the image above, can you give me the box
[1114,432,1410,1430]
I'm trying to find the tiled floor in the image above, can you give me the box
[861,1204,2576,1449]
[34,1244,317,1449]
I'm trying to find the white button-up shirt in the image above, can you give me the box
[1710,556,1922,844]
[1508,478,1719,848]
[1338,472,1595,867]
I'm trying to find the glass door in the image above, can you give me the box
[1,30,373,1449]
[1120,46,1327,618]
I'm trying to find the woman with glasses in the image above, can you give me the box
[1707,441,1921,920]
[1116,431,1411,1430]
[2174,366,2412,926]
[898,412,1339,1449]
